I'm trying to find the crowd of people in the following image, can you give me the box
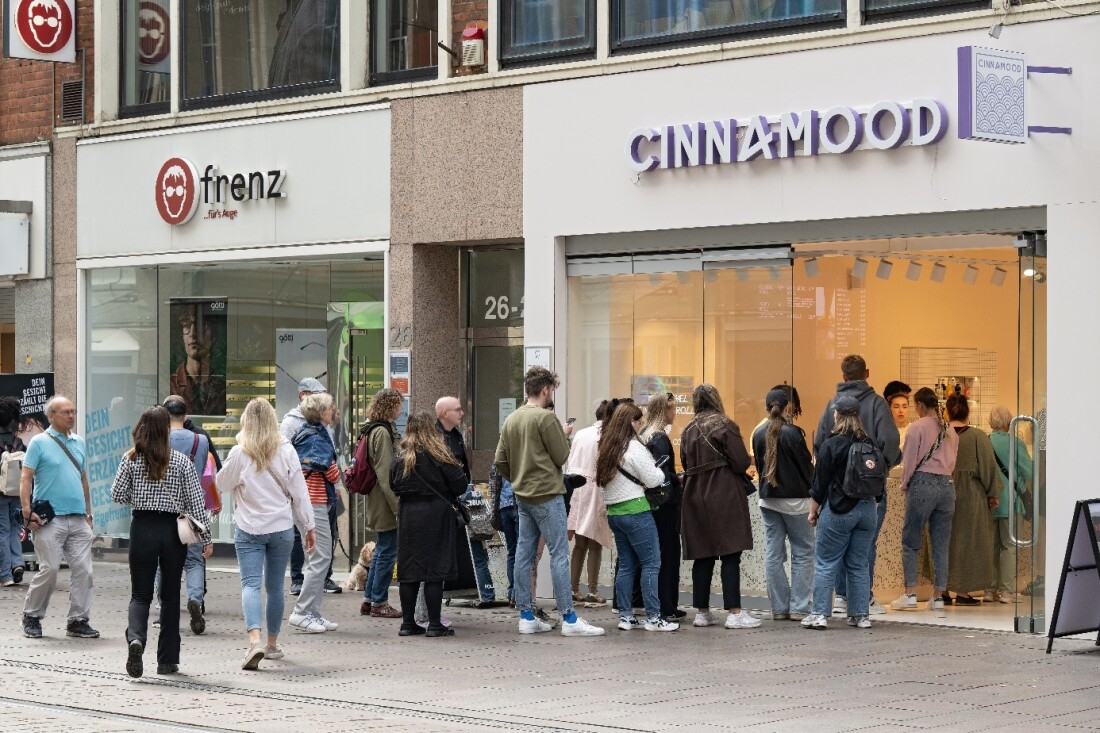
[2,354,1034,675]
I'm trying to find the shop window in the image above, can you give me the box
[612,0,843,52]
[182,0,340,109]
[370,0,438,84]
[120,0,171,117]
[500,0,595,65]
[861,0,986,21]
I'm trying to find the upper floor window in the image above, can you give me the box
[120,0,171,116]
[612,0,843,51]
[500,0,595,65]
[862,0,986,21]
[182,0,340,109]
[371,0,437,84]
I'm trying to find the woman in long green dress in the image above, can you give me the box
[945,394,1001,604]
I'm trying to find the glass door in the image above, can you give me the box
[1014,244,1047,633]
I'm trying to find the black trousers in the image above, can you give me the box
[692,552,743,610]
[128,511,188,664]
[654,503,682,615]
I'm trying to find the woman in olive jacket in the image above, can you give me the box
[679,384,760,630]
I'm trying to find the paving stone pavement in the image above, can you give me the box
[0,559,1097,732]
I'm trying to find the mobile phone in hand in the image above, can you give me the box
[566,417,577,425]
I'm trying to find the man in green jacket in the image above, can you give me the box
[495,367,605,638]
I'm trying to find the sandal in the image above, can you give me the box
[583,593,607,605]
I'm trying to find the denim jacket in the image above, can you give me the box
[293,423,338,504]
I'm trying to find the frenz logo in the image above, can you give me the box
[137,0,169,64]
[15,0,73,55]
[156,157,200,226]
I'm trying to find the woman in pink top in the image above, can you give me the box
[565,400,614,605]
[890,387,959,612]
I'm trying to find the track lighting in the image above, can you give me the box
[963,265,979,285]
[930,262,947,283]
[991,267,1007,287]
[851,257,868,279]
[876,259,894,280]
[906,261,923,281]
[803,258,820,278]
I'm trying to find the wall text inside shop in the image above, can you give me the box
[628,99,948,173]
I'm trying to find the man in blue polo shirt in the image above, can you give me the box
[20,395,99,640]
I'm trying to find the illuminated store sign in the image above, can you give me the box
[155,157,287,226]
[628,99,948,173]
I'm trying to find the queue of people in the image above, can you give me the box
[7,355,1036,676]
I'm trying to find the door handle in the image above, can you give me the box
[1007,415,1038,547]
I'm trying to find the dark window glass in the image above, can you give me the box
[500,0,594,64]
[183,0,340,107]
[862,0,985,20]
[120,0,171,114]
[370,0,437,84]
[613,0,843,51]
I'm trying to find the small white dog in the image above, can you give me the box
[343,541,376,592]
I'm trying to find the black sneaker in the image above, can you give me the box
[22,614,42,639]
[187,599,205,635]
[11,566,23,584]
[126,639,144,678]
[534,608,559,628]
[289,582,302,596]
[156,663,179,675]
[66,619,100,638]
[323,579,342,594]
[955,594,981,606]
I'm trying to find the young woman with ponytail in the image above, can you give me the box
[750,386,814,621]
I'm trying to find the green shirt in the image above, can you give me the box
[494,404,571,505]
[606,496,651,516]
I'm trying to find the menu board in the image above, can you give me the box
[1046,500,1100,653]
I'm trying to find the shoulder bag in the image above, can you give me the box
[911,421,948,475]
[617,465,673,508]
[683,424,756,496]
[174,458,205,546]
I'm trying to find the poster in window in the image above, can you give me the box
[169,298,228,416]
[0,372,54,447]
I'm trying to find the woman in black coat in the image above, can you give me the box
[390,410,467,638]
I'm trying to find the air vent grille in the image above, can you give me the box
[60,80,84,123]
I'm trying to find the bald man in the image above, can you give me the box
[435,396,497,605]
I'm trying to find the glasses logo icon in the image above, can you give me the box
[16,0,72,55]
[156,157,200,226]
[137,1,169,64]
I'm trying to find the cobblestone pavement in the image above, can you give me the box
[0,560,1096,732]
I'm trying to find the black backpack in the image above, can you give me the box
[840,438,887,500]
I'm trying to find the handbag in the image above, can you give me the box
[617,466,673,507]
[463,487,495,541]
[411,467,470,528]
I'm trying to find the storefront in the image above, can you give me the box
[524,18,1097,632]
[76,105,391,543]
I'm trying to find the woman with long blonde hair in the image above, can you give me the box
[389,410,467,637]
[217,398,316,670]
[639,392,684,620]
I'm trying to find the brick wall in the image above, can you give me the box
[0,0,94,146]
[452,0,488,53]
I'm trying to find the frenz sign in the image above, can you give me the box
[156,156,287,226]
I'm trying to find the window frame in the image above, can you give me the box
[610,0,844,54]
[367,0,439,87]
[861,0,988,22]
[177,0,342,112]
[118,0,172,120]
[498,0,597,68]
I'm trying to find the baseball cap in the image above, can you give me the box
[833,395,860,416]
[297,377,326,394]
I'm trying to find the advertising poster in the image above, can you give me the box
[631,375,695,417]
[0,372,54,444]
[327,302,384,459]
[168,297,227,416]
[274,328,327,418]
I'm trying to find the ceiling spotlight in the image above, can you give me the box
[768,267,781,281]
[991,267,1007,287]
[876,259,894,280]
[649,273,663,288]
[735,268,750,282]
[676,271,691,285]
[906,261,923,281]
[963,265,979,285]
[1023,267,1036,277]
[851,257,868,279]
[930,262,947,283]
[704,270,719,283]
[803,258,820,278]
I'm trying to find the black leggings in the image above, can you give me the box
[399,581,443,629]
[128,511,187,664]
[692,552,743,610]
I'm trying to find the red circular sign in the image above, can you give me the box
[15,0,73,56]
[156,158,200,226]
[137,1,169,65]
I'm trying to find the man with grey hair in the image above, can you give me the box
[19,395,99,639]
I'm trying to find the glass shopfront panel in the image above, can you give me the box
[86,258,384,542]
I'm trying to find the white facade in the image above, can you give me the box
[524,17,1100,625]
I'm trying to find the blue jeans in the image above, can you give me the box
[760,507,815,616]
[0,496,23,581]
[902,473,955,590]
[364,528,397,604]
[514,496,572,617]
[835,493,887,602]
[499,505,519,602]
[811,500,877,617]
[608,511,661,620]
[469,534,496,602]
[234,526,294,634]
[184,542,205,603]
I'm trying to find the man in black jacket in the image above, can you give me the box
[436,396,496,605]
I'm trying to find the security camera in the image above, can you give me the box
[989,22,1003,38]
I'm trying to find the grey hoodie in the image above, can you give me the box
[813,380,902,468]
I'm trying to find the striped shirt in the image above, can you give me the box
[305,463,341,505]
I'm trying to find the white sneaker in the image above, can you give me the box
[561,616,606,637]
[889,593,918,611]
[617,616,640,631]
[997,591,1018,604]
[927,596,945,611]
[832,597,848,616]
[288,613,326,633]
[518,616,553,634]
[315,615,338,631]
[868,601,887,615]
[800,613,828,630]
[725,611,762,629]
[645,617,679,632]
[693,611,716,627]
[847,615,872,629]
